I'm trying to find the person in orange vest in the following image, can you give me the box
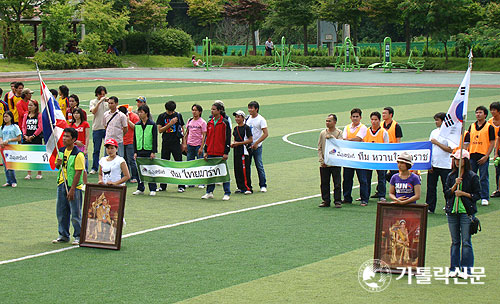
[382,106,403,189]
[464,106,495,206]
[488,102,500,197]
[363,111,390,205]
[342,108,369,206]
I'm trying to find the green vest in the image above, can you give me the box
[58,146,83,187]
[135,124,153,151]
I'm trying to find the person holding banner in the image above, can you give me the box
[53,128,84,245]
[488,102,500,198]
[133,105,158,196]
[382,107,403,191]
[318,114,343,208]
[444,149,479,278]
[426,112,456,213]
[464,106,495,206]
[21,99,43,180]
[0,111,22,187]
[342,108,369,206]
[202,102,231,200]
[184,104,207,188]
[363,112,390,205]
[389,152,421,205]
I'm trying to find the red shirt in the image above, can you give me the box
[70,121,90,148]
[123,112,140,145]
[16,99,29,123]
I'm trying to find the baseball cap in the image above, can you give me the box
[22,88,34,95]
[136,96,147,103]
[104,138,119,147]
[451,149,470,159]
[233,110,246,117]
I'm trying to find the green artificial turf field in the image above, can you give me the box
[1,73,499,303]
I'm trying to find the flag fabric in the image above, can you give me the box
[39,73,67,169]
[439,67,471,147]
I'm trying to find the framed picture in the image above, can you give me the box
[80,184,127,250]
[374,202,428,273]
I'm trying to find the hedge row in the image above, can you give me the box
[33,52,122,70]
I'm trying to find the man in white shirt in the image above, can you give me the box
[426,112,456,213]
[247,101,268,192]
[103,96,128,157]
[342,108,369,205]
[89,86,108,174]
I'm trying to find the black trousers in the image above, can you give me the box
[425,167,451,212]
[160,141,184,190]
[234,153,252,192]
[320,166,342,204]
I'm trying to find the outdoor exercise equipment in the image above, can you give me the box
[406,50,425,73]
[200,37,224,71]
[368,37,424,73]
[331,37,362,72]
[253,36,312,71]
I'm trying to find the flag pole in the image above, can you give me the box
[456,50,473,212]
[36,63,69,193]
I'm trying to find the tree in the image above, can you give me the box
[185,0,224,38]
[81,0,129,47]
[41,0,76,52]
[270,0,317,56]
[130,0,172,53]
[427,0,482,61]
[225,0,268,55]
[318,0,364,45]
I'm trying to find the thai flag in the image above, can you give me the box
[38,72,68,169]
[439,59,471,147]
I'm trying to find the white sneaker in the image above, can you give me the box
[24,174,32,180]
[72,238,80,245]
[447,269,459,278]
[150,191,156,196]
[89,169,97,175]
[481,199,489,206]
[260,187,267,193]
[458,271,469,279]
[178,188,185,193]
[198,185,205,188]
[244,190,252,195]
[201,193,214,199]
[222,195,230,201]
[133,190,144,195]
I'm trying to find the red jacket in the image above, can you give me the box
[205,116,231,156]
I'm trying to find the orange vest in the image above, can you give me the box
[346,123,365,139]
[488,118,500,139]
[364,127,386,143]
[469,122,492,155]
[384,120,399,143]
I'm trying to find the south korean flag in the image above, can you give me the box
[439,67,471,147]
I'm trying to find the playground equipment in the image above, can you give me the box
[367,37,425,73]
[331,37,362,72]
[253,36,312,71]
[200,37,224,71]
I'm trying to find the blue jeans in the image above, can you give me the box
[56,183,82,239]
[124,144,139,180]
[470,158,489,200]
[3,158,16,185]
[250,145,267,188]
[92,129,106,171]
[447,213,474,273]
[343,168,369,203]
[187,145,202,161]
[206,155,230,195]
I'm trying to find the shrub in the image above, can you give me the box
[33,51,122,70]
[121,31,150,55]
[237,50,242,56]
[80,33,105,55]
[150,28,194,56]
[6,27,35,58]
[210,43,225,56]
[231,49,236,56]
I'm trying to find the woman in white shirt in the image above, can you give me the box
[98,138,130,186]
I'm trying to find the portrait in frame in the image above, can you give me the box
[80,184,127,250]
[374,202,428,273]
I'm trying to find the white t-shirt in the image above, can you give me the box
[99,156,126,185]
[246,114,267,147]
[429,128,457,169]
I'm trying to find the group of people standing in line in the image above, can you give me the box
[317,103,500,277]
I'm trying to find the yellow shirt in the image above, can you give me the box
[0,103,4,125]
[58,147,85,190]
[10,95,22,123]
[58,97,68,117]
